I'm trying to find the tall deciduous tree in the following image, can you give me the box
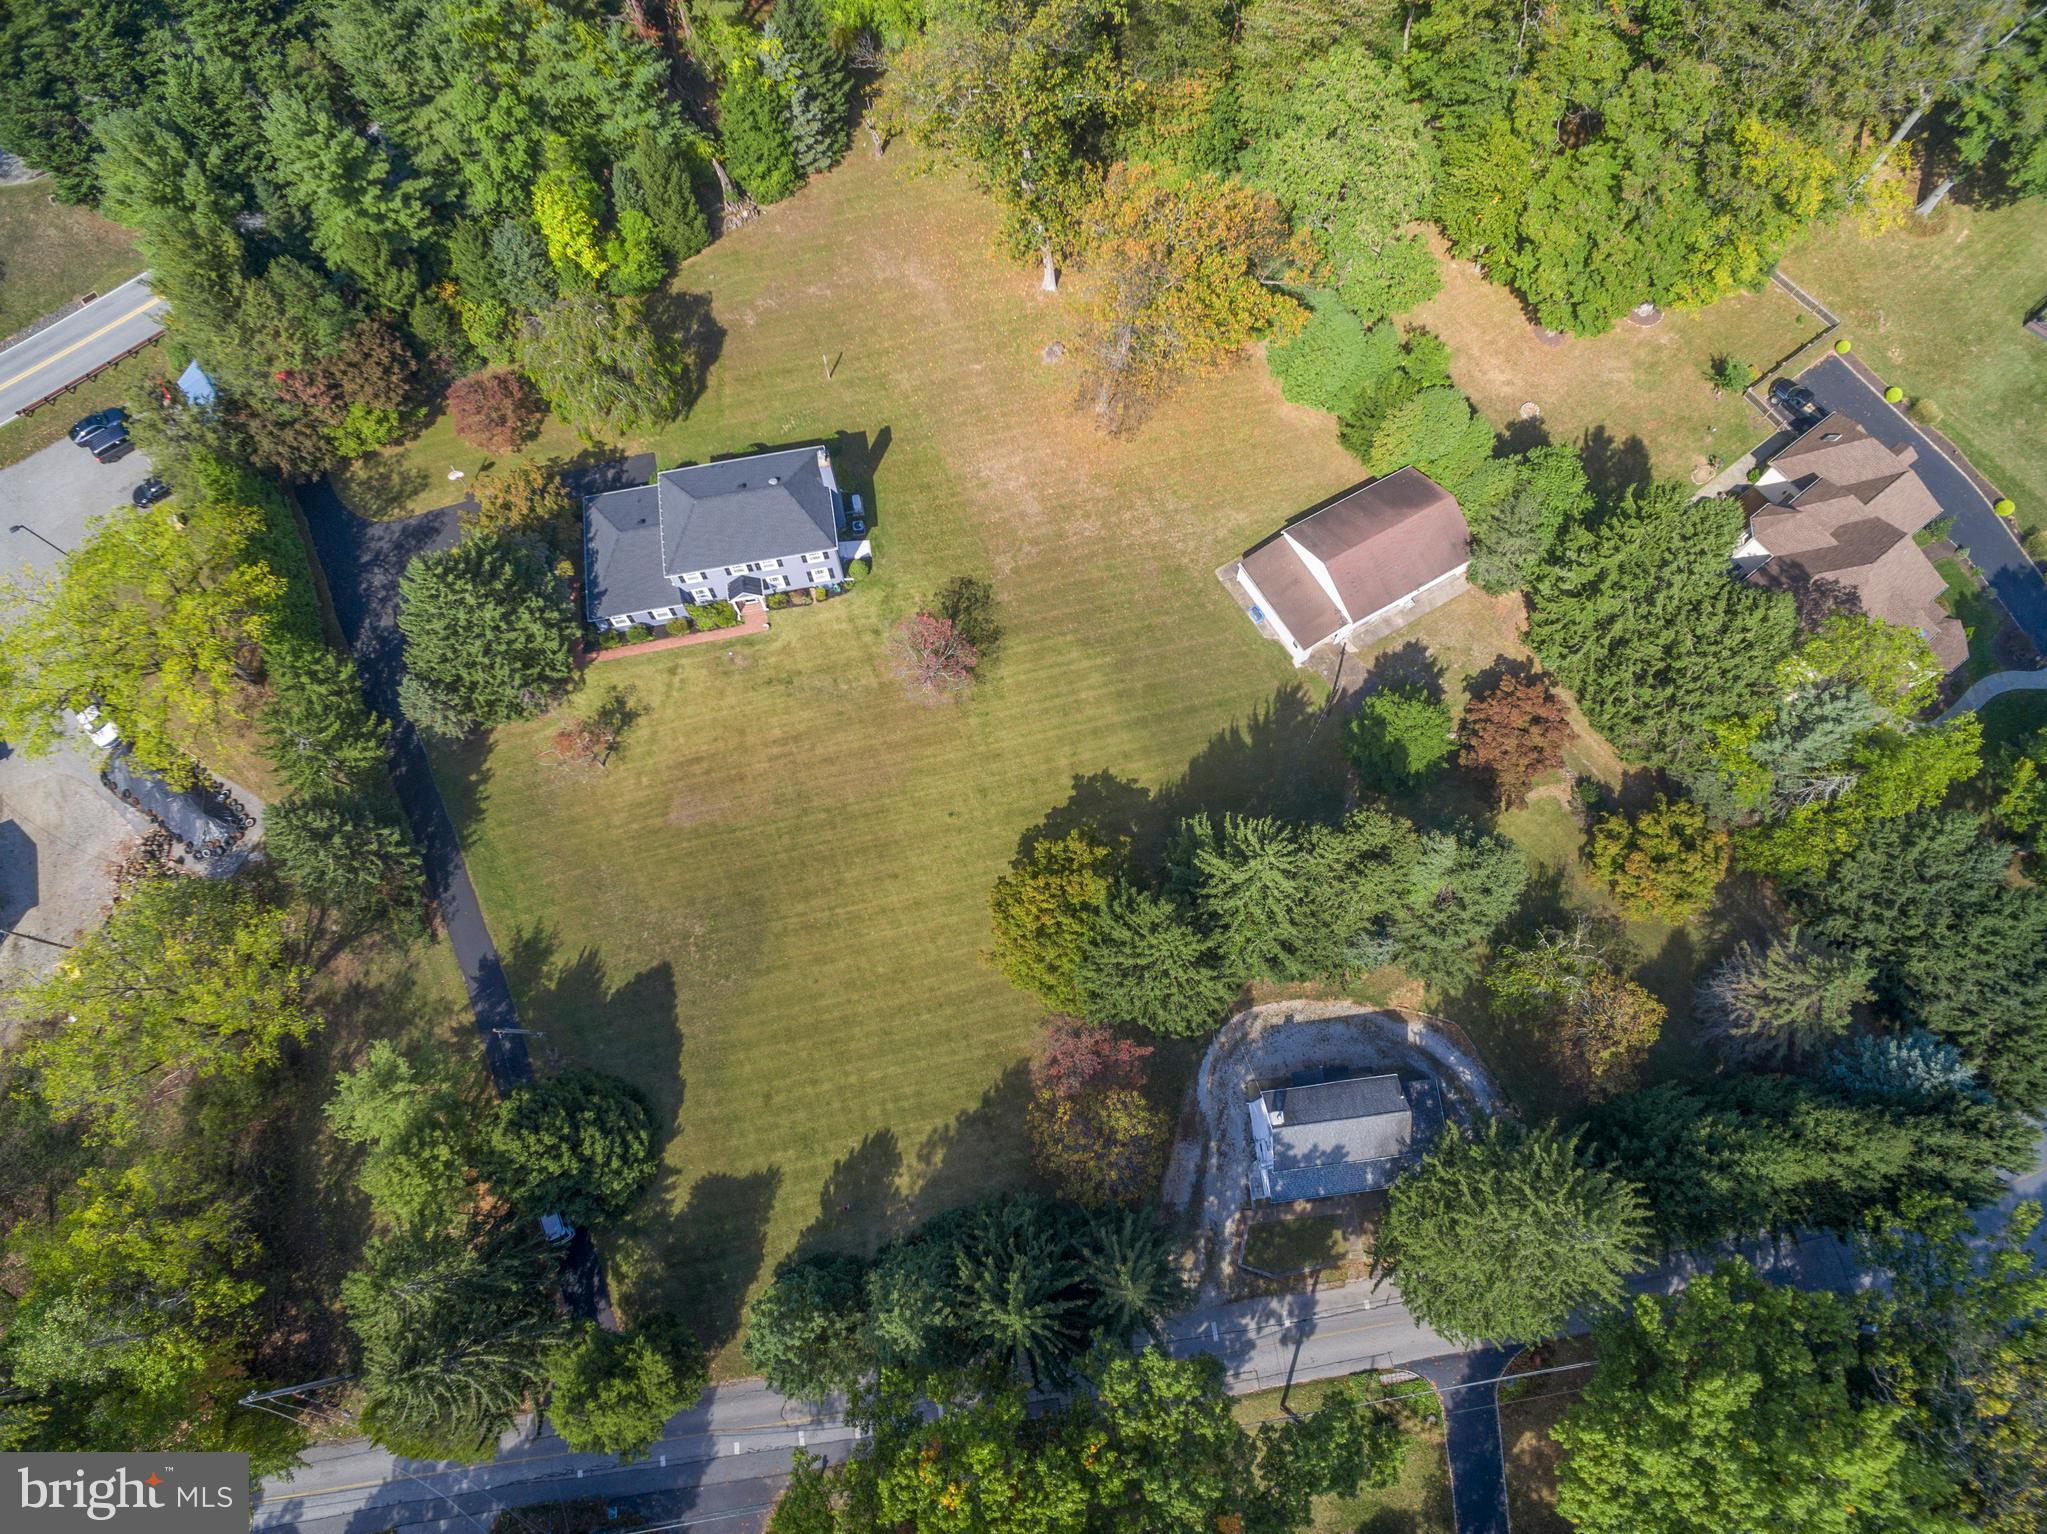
[883,0,1134,289]
[544,1318,709,1460]
[519,291,690,437]
[11,878,313,1141]
[1861,1197,2047,1534]
[1072,164,1308,433]
[1377,1121,1648,1343]
[987,831,1116,1011]
[744,1253,874,1404]
[487,1069,658,1225]
[1239,42,1439,325]
[720,68,801,203]
[1586,795,1729,919]
[1486,925,1666,1099]
[1554,1263,1955,1534]
[0,498,283,786]
[1457,672,1572,807]
[1343,686,1455,791]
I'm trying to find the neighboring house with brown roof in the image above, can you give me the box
[1233,468,1470,665]
[1738,412,1967,672]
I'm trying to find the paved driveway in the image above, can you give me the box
[0,274,163,423]
[1411,1348,1516,1534]
[1797,353,2047,649]
[0,431,154,592]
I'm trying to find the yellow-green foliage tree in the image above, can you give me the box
[986,831,1116,1011]
[1073,163,1311,433]
[0,497,283,785]
[1587,796,1730,920]
[532,150,609,281]
[12,878,314,1141]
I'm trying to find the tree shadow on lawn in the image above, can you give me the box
[1355,639,1448,702]
[498,922,686,1134]
[793,1129,910,1261]
[336,450,437,521]
[1579,426,1654,505]
[909,1061,1035,1224]
[1016,682,1352,869]
[646,287,725,418]
[659,1168,783,1354]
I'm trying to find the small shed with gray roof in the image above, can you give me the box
[582,443,865,629]
[1248,1071,1440,1201]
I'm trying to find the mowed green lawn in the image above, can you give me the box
[437,150,1367,1368]
[1787,197,2047,539]
[0,180,142,339]
[1412,231,1811,485]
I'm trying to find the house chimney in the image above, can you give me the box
[1896,444,1919,466]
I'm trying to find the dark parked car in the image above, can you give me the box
[132,477,171,509]
[68,406,125,443]
[1768,378,1821,426]
[84,429,133,463]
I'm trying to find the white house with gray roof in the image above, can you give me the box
[1248,1072,1438,1201]
[582,443,871,630]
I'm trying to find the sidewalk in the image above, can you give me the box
[587,603,770,663]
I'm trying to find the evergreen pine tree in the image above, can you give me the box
[1185,813,1311,983]
[1077,887,1233,1037]
[766,0,854,176]
[719,71,800,204]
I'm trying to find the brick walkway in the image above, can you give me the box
[586,603,771,663]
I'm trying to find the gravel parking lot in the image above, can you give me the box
[0,432,165,1007]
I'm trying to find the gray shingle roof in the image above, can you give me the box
[583,485,677,620]
[1257,1073,1415,1201]
[658,446,838,575]
[582,444,842,621]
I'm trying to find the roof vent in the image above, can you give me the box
[767,475,780,485]
[1268,1106,1285,1127]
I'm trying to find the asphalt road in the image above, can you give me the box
[1798,353,2047,649]
[0,273,164,424]
[252,1380,855,1534]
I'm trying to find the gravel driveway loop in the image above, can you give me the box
[1166,1002,1509,1301]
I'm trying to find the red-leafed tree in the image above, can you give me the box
[1459,671,1573,807]
[1025,1015,1166,1207]
[448,369,545,453]
[886,610,979,701]
[1030,1014,1152,1098]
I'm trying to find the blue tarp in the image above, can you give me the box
[177,360,217,406]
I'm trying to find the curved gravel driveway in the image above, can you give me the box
[1166,1002,1509,1302]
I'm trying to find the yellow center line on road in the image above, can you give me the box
[0,297,166,392]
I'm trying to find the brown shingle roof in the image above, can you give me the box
[1242,469,1468,651]
[1242,535,1345,650]
[1749,413,1964,671]
[1771,412,1915,486]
